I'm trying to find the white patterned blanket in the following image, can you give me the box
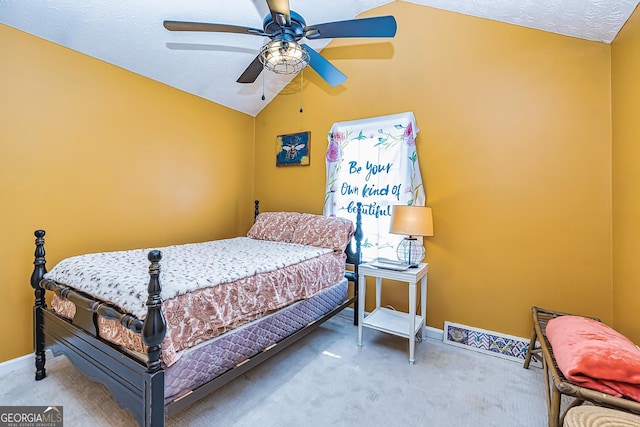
[44,237,332,319]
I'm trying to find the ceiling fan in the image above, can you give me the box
[163,0,397,87]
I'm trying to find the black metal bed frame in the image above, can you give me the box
[30,201,363,426]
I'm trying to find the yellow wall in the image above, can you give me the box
[0,24,255,362]
[3,1,633,364]
[611,7,640,344]
[255,2,613,339]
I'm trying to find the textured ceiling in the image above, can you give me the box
[414,0,639,44]
[2,0,638,116]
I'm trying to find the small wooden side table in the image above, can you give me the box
[357,262,428,364]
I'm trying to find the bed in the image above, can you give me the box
[30,201,363,426]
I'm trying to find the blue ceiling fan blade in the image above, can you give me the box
[304,16,397,39]
[301,44,347,87]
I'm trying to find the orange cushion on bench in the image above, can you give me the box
[547,315,640,402]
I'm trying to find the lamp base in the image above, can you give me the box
[396,237,425,267]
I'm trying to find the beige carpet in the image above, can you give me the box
[1,313,548,426]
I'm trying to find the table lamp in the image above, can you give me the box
[389,205,434,267]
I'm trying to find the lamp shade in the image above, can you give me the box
[389,205,434,237]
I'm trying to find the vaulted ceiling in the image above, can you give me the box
[2,0,638,116]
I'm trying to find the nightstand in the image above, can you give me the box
[357,261,428,364]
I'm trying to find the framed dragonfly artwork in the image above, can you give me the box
[276,131,310,166]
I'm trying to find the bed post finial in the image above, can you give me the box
[32,229,47,380]
[254,200,260,221]
[31,230,47,302]
[142,250,166,374]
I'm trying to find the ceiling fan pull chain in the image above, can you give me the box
[299,71,303,113]
[261,66,266,101]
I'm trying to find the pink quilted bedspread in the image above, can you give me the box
[52,248,345,366]
[546,315,640,402]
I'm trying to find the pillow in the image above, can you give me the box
[247,212,302,242]
[290,213,354,251]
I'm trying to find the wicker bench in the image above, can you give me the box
[523,306,640,427]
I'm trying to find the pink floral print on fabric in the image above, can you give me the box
[246,212,303,242]
[290,214,354,252]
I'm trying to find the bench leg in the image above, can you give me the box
[524,327,541,369]
[542,354,561,427]
[550,386,561,427]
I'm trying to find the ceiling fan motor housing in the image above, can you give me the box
[263,10,306,42]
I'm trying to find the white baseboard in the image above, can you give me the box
[424,325,444,341]
[0,350,56,377]
[0,352,38,377]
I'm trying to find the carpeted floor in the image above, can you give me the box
[1,313,548,426]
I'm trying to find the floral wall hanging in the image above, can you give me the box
[323,112,425,261]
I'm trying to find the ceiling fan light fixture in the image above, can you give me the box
[259,40,309,75]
